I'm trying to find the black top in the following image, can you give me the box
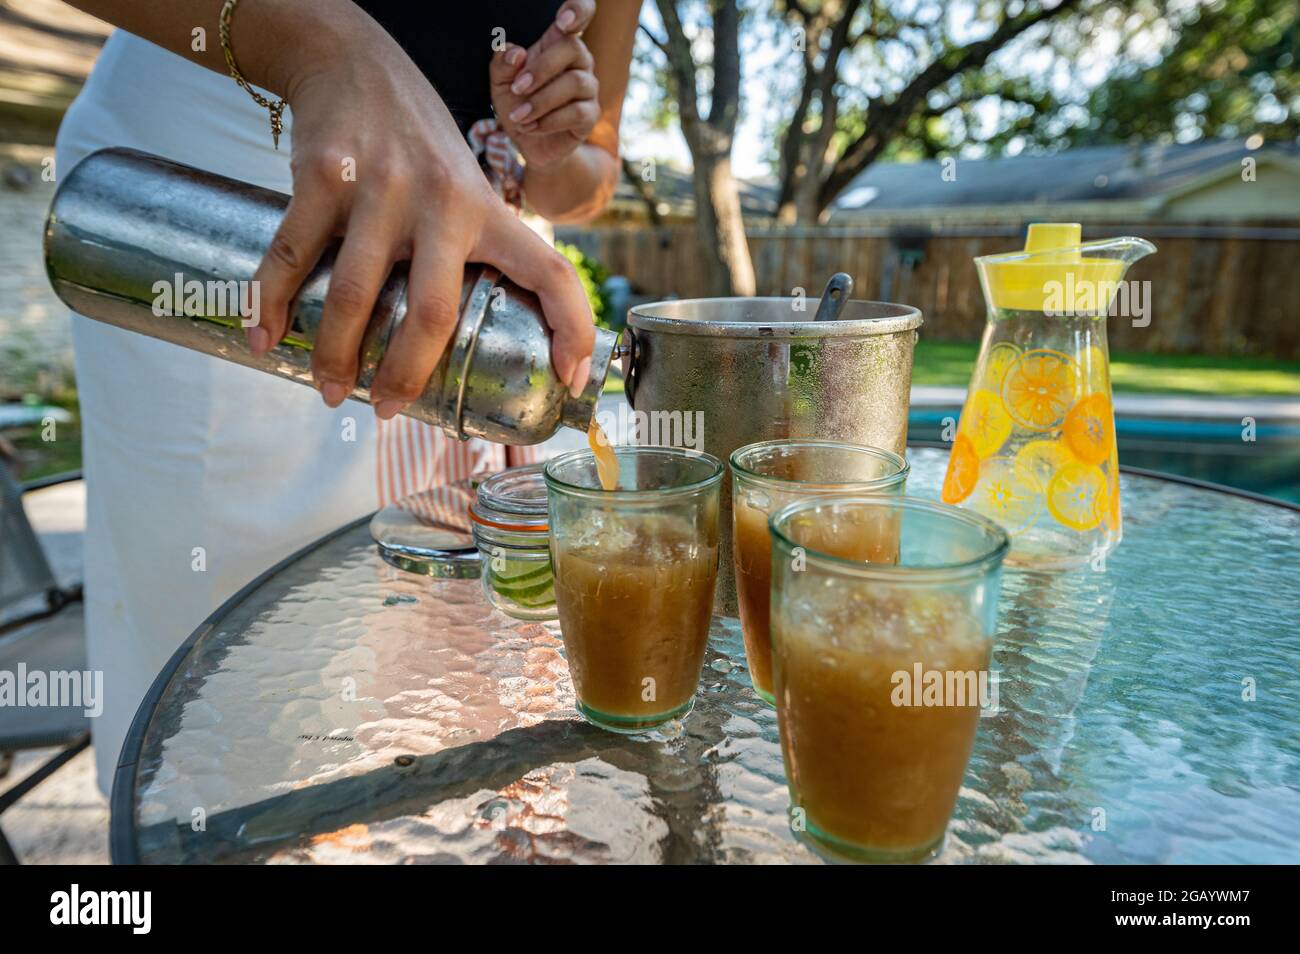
[355,1,564,134]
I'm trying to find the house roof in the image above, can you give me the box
[609,162,778,219]
[829,140,1300,218]
[608,140,1300,224]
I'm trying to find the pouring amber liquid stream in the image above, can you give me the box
[588,421,620,491]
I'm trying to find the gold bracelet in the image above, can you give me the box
[218,0,287,149]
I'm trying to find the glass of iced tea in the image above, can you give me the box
[768,495,1009,863]
[730,440,908,704]
[543,447,723,733]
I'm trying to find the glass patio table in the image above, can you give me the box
[110,447,1300,864]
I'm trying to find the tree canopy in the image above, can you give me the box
[635,0,1298,287]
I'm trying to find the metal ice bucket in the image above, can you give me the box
[622,297,922,613]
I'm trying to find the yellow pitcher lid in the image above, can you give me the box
[983,223,1128,313]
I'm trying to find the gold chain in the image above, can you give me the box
[218,0,287,149]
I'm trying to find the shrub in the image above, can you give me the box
[555,240,613,331]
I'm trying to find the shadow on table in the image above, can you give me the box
[136,710,731,864]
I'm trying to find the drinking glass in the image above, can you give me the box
[730,440,908,704]
[544,447,723,733]
[769,495,1009,863]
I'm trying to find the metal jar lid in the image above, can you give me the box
[370,479,481,579]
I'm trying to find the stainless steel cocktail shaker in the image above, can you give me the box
[43,148,616,445]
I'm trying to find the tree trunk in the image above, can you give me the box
[703,150,756,295]
[655,0,755,296]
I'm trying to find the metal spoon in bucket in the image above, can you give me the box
[813,272,854,321]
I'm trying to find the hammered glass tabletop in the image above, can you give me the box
[120,448,1300,864]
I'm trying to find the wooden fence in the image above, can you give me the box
[556,223,1300,359]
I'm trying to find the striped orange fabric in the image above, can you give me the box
[505,443,546,467]
[375,416,547,508]
[391,481,476,533]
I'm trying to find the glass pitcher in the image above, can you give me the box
[941,224,1155,568]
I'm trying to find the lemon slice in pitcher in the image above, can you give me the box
[1062,394,1115,466]
[941,434,981,504]
[1001,349,1079,431]
[970,457,1042,536]
[1013,439,1074,489]
[981,342,1022,392]
[1046,462,1109,532]
[958,389,1013,459]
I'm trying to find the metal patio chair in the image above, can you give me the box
[0,462,89,864]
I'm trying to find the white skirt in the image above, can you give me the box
[57,31,542,794]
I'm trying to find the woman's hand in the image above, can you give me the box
[248,9,595,417]
[489,0,600,169]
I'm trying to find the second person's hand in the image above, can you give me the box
[490,0,600,170]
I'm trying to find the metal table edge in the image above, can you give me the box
[1115,463,1300,512]
[109,513,374,864]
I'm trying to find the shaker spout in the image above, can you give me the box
[559,326,619,433]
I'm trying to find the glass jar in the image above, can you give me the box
[469,465,556,620]
[543,447,723,733]
[729,440,909,704]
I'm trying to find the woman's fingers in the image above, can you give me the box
[511,34,593,97]
[508,69,598,126]
[492,0,594,99]
[488,43,526,93]
[369,230,467,420]
[536,0,597,52]
[488,45,528,132]
[249,189,337,356]
[522,98,600,136]
[557,0,597,34]
[311,210,399,407]
[476,210,595,396]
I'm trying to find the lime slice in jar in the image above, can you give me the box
[488,558,550,585]
[488,557,556,608]
[506,578,556,608]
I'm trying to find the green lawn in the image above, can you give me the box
[7,422,82,481]
[602,343,1300,397]
[912,341,1300,397]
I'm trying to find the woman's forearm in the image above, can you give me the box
[524,143,619,224]
[63,0,369,98]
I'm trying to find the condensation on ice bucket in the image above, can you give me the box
[622,296,922,613]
